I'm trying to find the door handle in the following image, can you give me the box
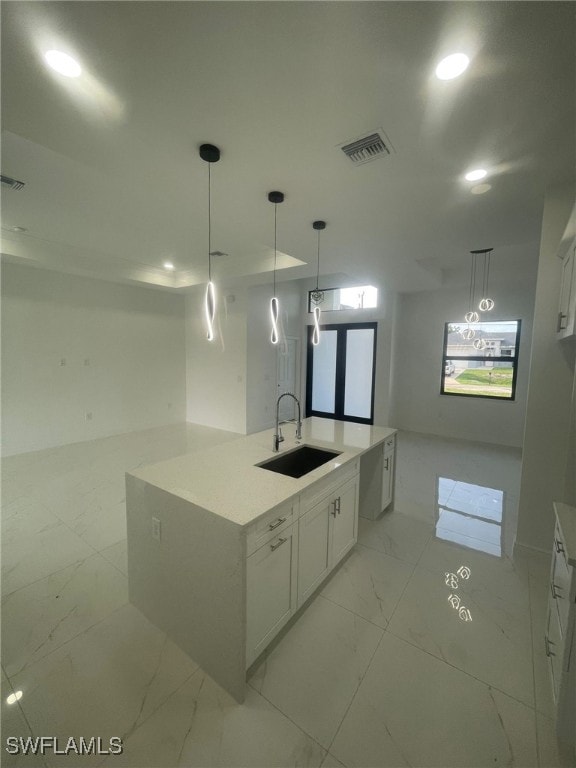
[384,457,389,470]
[330,500,337,517]
[558,312,568,332]
[545,635,555,657]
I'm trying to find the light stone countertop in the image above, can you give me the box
[554,501,576,567]
[128,417,396,527]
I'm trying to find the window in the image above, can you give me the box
[306,322,377,424]
[441,320,521,400]
[307,285,377,313]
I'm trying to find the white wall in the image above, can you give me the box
[389,271,537,448]
[300,280,397,427]
[517,184,576,551]
[1,262,186,456]
[185,284,248,434]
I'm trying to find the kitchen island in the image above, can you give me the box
[126,417,396,702]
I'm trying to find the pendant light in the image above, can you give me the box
[268,191,284,345]
[310,220,326,346]
[476,247,495,312]
[464,249,480,326]
[199,143,220,341]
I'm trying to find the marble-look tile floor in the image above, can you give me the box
[0,426,568,767]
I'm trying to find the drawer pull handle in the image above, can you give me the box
[330,500,337,517]
[268,517,287,531]
[270,537,288,552]
[551,583,561,600]
[384,457,390,470]
[545,635,555,657]
[555,539,565,555]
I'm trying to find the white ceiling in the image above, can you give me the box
[1,1,574,293]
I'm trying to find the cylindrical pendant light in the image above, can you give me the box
[310,220,326,346]
[268,191,284,345]
[199,143,221,341]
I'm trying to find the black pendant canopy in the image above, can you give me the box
[199,144,221,163]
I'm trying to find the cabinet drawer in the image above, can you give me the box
[384,434,396,454]
[300,460,359,513]
[246,500,296,556]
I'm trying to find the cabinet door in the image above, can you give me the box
[298,498,331,606]
[331,476,359,565]
[246,525,297,667]
[381,447,395,511]
[558,243,576,339]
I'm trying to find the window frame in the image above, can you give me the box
[440,320,522,401]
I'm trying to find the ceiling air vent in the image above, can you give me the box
[1,174,25,191]
[340,130,392,166]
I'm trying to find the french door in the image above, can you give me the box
[305,322,377,424]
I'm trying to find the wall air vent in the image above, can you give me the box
[340,130,392,166]
[1,174,25,191]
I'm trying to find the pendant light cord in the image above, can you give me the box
[316,229,320,290]
[273,202,277,296]
[208,163,212,282]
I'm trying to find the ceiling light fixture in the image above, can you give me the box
[163,261,174,271]
[435,53,469,81]
[199,143,221,342]
[310,220,326,346]
[44,50,82,78]
[471,184,492,195]
[465,169,487,182]
[268,191,284,345]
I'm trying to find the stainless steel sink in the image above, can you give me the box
[256,445,341,479]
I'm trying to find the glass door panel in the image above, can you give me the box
[344,328,374,419]
[311,330,338,414]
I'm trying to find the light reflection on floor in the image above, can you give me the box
[437,478,504,557]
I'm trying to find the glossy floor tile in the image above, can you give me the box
[1,426,565,767]
[331,632,538,768]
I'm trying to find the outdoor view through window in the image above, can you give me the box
[441,320,521,400]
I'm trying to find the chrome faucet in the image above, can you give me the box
[273,393,302,452]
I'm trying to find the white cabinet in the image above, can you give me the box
[557,203,576,341]
[246,520,298,667]
[246,462,359,667]
[298,473,359,605]
[545,503,576,763]
[359,434,396,520]
[381,436,396,512]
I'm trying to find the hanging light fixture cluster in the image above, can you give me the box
[199,143,221,342]
[462,247,495,349]
[310,220,326,346]
[196,149,328,346]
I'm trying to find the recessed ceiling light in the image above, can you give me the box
[435,53,469,81]
[11,226,27,233]
[44,50,82,78]
[471,183,492,195]
[163,262,175,270]
[6,691,23,705]
[465,169,487,182]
